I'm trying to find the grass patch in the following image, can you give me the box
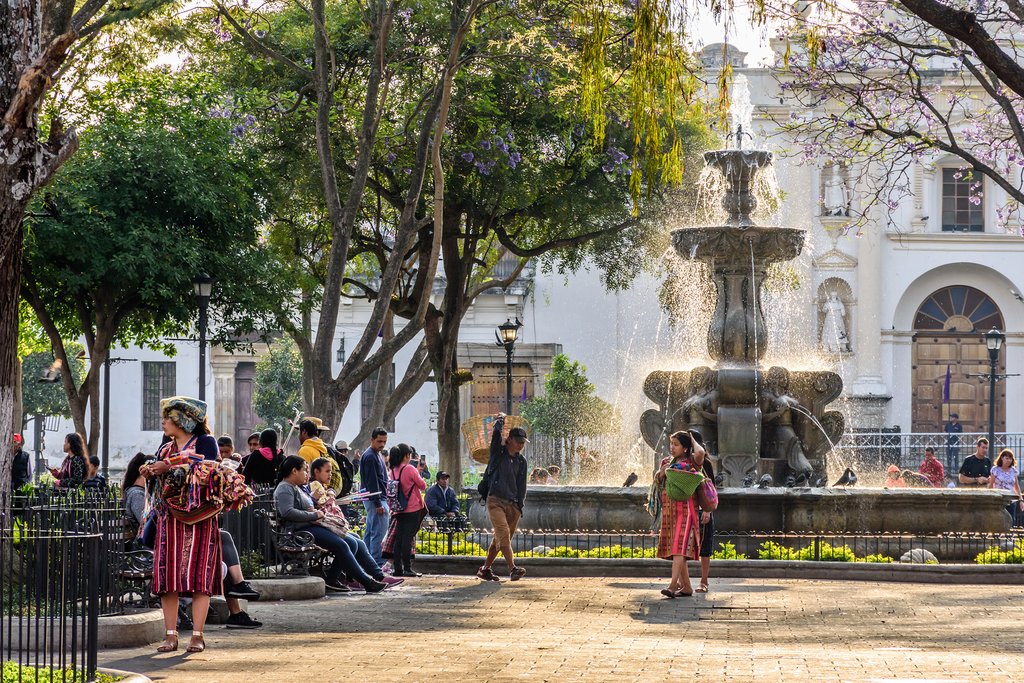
[1,661,122,683]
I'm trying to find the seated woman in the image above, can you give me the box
[308,458,404,590]
[274,456,387,594]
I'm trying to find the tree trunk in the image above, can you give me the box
[0,235,22,501]
[13,354,22,432]
[437,384,462,490]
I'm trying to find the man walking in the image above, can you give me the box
[944,413,963,472]
[476,414,529,582]
[958,437,992,486]
[359,428,390,565]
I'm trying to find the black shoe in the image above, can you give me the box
[396,569,422,577]
[225,611,263,629]
[476,566,500,582]
[509,566,526,581]
[325,580,351,593]
[362,579,387,593]
[225,580,261,601]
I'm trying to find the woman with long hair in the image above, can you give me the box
[654,430,703,598]
[50,432,88,488]
[989,448,1024,526]
[140,396,221,654]
[242,427,282,486]
[122,451,155,542]
[383,444,427,577]
[274,456,387,593]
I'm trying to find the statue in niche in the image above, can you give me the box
[822,165,851,216]
[820,291,850,354]
[761,367,814,481]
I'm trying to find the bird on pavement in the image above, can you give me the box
[832,467,858,487]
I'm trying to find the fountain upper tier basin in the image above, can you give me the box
[468,486,1015,534]
[671,225,806,264]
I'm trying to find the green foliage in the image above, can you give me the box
[20,345,86,419]
[238,550,266,578]
[253,338,304,430]
[1,662,122,683]
[975,541,1024,564]
[25,67,287,356]
[710,541,747,560]
[415,531,485,556]
[521,354,619,468]
[757,541,893,563]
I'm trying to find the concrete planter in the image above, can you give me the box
[248,576,325,601]
[3,608,164,651]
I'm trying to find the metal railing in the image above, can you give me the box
[1,528,101,683]
[837,431,1024,473]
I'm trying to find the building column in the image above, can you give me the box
[211,356,237,439]
[848,210,892,428]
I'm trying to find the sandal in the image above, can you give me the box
[696,582,709,593]
[156,630,178,653]
[660,588,677,599]
[186,632,205,653]
[674,589,693,597]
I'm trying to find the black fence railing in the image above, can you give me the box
[1,528,101,683]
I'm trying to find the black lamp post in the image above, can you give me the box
[985,328,1005,449]
[192,273,214,401]
[495,318,522,414]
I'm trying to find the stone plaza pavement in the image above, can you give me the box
[102,576,1024,682]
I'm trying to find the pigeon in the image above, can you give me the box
[757,474,773,489]
[794,471,811,487]
[832,467,858,487]
[742,475,755,488]
[812,476,827,488]
[622,472,638,487]
[714,473,726,488]
[784,474,797,488]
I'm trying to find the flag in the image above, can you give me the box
[942,364,951,404]
[520,381,528,403]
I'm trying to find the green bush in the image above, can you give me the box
[416,531,485,556]
[975,540,1024,564]
[757,541,892,563]
[2,662,122,683]
[710,541,747,560]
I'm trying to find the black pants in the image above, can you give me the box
[393,511,424,573]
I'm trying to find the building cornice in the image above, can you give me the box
[886,232,1024,249]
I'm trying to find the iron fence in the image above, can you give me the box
[0,528,101,683]
[838,431,1024,473]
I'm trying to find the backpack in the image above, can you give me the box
[326,445,355,497]
[385,465,410,512]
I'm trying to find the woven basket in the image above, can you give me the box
[461,414,530,464]
[665,469,705,502]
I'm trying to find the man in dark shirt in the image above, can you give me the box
[476,414,529,582]
[359,428,390,566]
[10,434,31,489]
[944,413,964,472]
[959,437,992,486]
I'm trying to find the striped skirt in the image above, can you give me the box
[656,491,700,561]
[152,510,222,596]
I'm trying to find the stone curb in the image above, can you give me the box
[101,667,153,683]
[97,609,166,649]
[414,555,1024,584]
[248,576,325,600]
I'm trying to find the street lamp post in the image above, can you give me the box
[495,318,522,414]
[192,273,215,402]
[967,328,1017,451]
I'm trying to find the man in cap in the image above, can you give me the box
[10,433,31,489]
[476,414,529,582]
[331,439,356,498]
[425,471,467,531]
[297,418,329,464]
[944,412,963,472]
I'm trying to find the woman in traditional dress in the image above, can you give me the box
[141,396,221,654]
[655,430,704,598]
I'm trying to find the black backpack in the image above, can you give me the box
[326,445,355,497]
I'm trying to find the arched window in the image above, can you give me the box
[913,285,1003,332]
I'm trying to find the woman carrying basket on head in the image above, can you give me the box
[655,430,705,598]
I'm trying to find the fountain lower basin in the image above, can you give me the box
[468,485,1015,534]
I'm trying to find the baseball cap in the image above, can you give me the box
[508,426,529,442]
[436,471,450,480]
[335,440,349,451]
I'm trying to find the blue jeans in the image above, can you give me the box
[302,525,381,586]
[362,499,390,565]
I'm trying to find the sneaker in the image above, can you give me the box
[225,580,261,601]
[476,566,500,582]
[381,564,394,575]
[362,579,387,593]
[225,611,263,629]
[325,580,351,593]
[177,605,193,631]
[381,576,405,587]
[509,566,526,581]
[346,580,366,592]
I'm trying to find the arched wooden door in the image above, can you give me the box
[470,363,534,417]
[911,285,1005,433]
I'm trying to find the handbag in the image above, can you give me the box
[695,478,719,511]
[477,466,492,501]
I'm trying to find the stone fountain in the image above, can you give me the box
[638,147,844,486]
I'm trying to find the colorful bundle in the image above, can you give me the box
[163,454,254,524]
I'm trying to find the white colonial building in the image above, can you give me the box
[26,42,1024,474]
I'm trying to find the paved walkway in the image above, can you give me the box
[102,576,1024,682]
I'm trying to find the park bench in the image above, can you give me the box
[262,508,327,577]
